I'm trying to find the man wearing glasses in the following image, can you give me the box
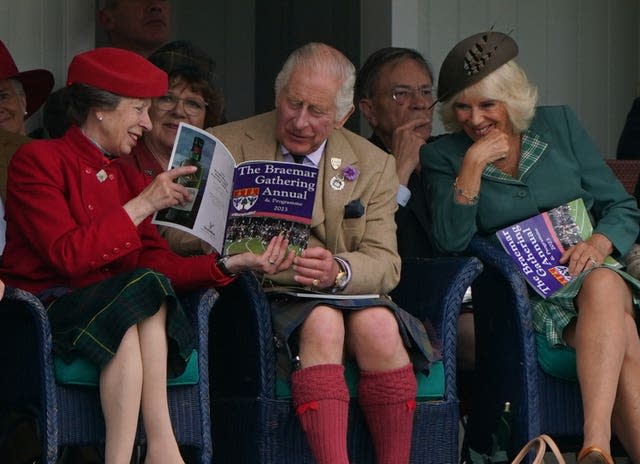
[356,47,437,258]
[356,48,475,417]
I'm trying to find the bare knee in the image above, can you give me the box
[119,324,140,352]
[298,305,345,365]
[577,269,631,308]
[347,307,406,363]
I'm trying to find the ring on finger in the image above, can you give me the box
[589,257,599,266]
[268,258,276,264]
[312,278,320,287]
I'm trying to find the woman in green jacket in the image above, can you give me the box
[424,31,640,464]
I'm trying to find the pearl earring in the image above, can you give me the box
[23,110,28,116]
[96,113,103,121]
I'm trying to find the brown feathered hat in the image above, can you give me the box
[436,30,518,103]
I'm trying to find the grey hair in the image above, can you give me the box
[9,79,25,96]
[439,60,538,134]
[274,42,355,121]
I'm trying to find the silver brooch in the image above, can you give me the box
[330,175,345,191]
[96,169,108,183]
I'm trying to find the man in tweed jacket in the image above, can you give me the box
[209,43,425,464]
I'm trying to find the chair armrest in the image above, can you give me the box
[465,236,541,453]
[179,288,217,363]
[210,272,276,399]
[0,286,58,464]
[390,256,483,403]
[177,287,217,453]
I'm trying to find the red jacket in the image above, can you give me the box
[0,126,233,294]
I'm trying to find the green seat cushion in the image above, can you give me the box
[54,349,199,386]
[276,360,444,400]
[535,332,577,381]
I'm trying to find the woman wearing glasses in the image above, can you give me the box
[123,40,226,256]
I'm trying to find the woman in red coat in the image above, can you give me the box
[0,48,292,464]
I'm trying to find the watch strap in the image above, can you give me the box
[216,255,238,277]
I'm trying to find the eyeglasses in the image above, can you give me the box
[155,94,208,116]
[391,86,435,105]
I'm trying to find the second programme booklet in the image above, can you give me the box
[153,122,319,256]
[495,198,620,298]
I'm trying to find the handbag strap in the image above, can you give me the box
[511,434,566,464]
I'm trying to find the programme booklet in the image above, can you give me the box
[495,198,620,298]
[153,122,319,256]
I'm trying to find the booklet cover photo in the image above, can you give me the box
[153,122,318,256]
[495,198,620,298]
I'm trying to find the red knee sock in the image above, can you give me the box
[291,364,350,464]
[358,364,417,464]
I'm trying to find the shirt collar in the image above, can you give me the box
[280,140,327,167]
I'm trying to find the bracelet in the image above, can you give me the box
[453,177,479,205]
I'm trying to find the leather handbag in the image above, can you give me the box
[511,434,566,464]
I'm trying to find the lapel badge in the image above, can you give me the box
[96,169,108,183]
[330,157,342,170]
[330,175,345,191]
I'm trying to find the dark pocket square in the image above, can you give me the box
[344,199,364,218]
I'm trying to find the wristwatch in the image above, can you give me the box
[216,255,238,277]
[332,258,350,291]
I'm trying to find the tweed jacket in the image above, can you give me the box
[423,105,640,256]
[209,111,401,294]
[0,126,233,294]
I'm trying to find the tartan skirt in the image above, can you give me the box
[532,265,640,348]
[42,268,195,378]
[268,293,442,379]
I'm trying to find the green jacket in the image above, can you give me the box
[422,105,640,256]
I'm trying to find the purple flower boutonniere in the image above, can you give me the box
[342,165,359,181]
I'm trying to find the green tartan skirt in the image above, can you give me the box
[42,268,195,378]
[531,265,640,379]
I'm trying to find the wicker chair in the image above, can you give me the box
[465,236,628,461]
[0,286,216,464]
[210,256,483,464]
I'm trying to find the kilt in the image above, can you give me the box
[268,293,442,379]
[532,265,640,349]
[42,268,195,378]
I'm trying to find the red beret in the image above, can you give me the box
[67,47,168,98]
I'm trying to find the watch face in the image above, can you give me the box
[335,271,348,287]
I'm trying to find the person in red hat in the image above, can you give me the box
[0,47,292,463]
[0,40,53,135]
